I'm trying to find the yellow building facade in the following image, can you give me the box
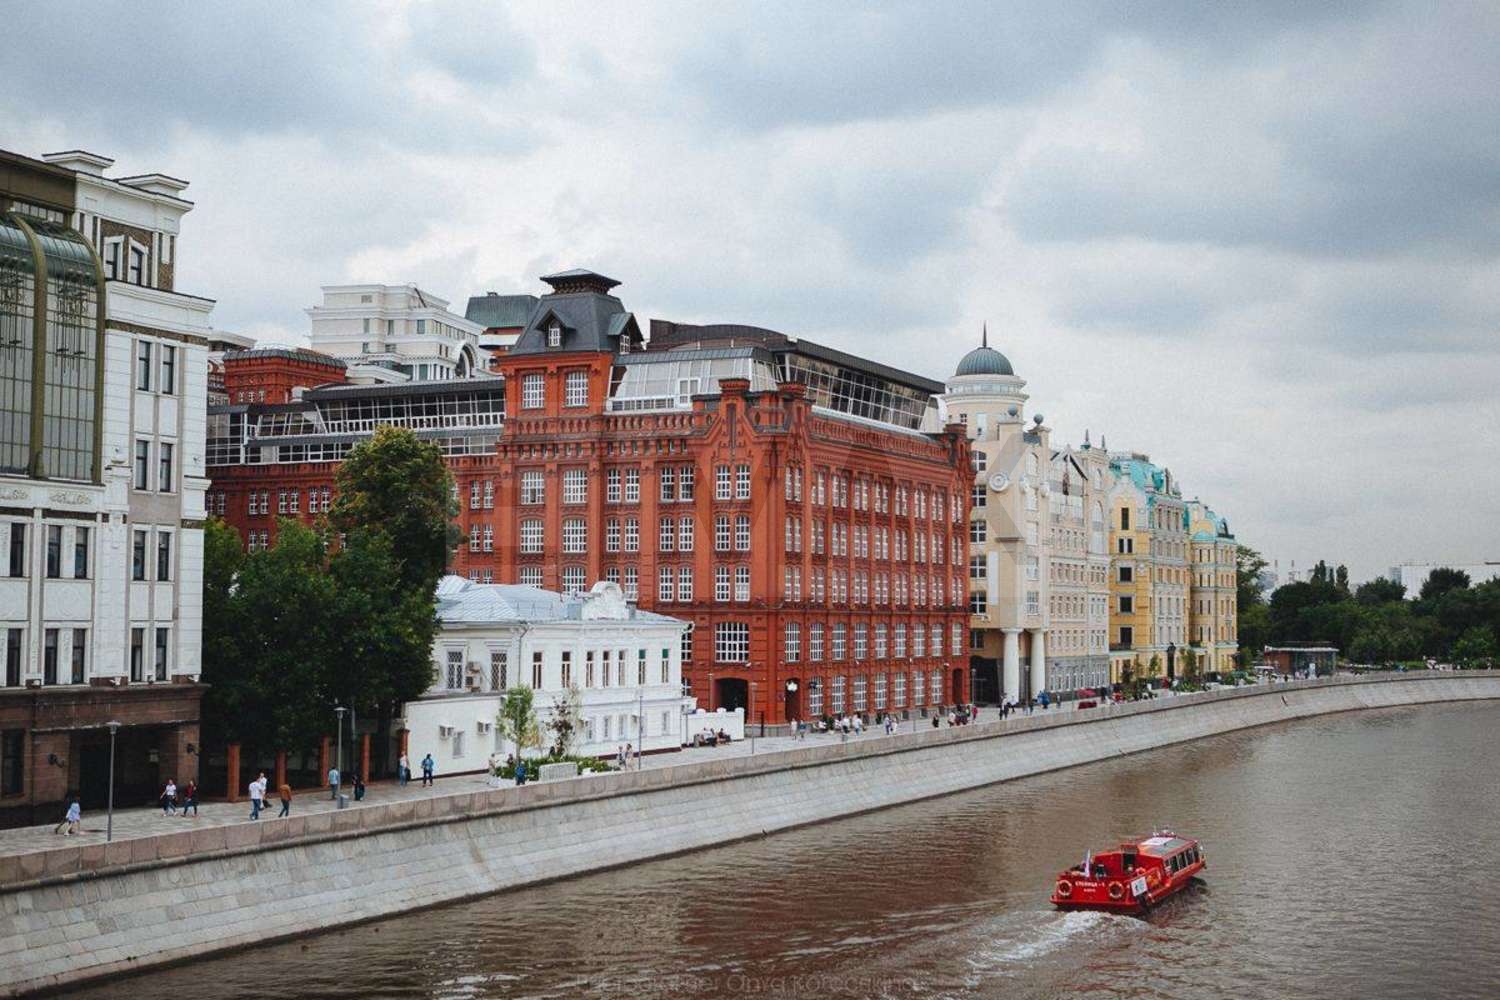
[1187,500,1239,673]
[1107,453,1189,684]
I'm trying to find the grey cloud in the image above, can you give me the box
[0,1,537,152]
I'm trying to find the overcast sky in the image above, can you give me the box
[5,2,1497,582]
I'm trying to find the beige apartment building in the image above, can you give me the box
[940,335,1110,703]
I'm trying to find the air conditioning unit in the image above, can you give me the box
[438,725,455,740]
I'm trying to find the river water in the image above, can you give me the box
[59,701,1500,999]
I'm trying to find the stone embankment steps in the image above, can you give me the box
[2,672,1497,997]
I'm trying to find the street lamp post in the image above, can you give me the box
[749,679,756,756]
[105,721,121,843]
[785,679,798,738]
[334,706,347,777]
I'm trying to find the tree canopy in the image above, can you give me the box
[330,424,458,594]
[1259,561,1499,667]
[200,427,456,773]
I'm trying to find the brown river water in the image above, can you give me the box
[57,700,1500,999]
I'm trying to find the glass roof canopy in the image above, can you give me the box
[607,343,936,430]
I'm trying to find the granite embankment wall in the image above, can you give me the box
[3,672,1498,996]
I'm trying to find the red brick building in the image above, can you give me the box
[208,270,971,726]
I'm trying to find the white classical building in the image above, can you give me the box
[402,578,694,774]
[306,284,486,383]
[1,149,210,826]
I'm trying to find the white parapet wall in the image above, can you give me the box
[2,673,1498,997]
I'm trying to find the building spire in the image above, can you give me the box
[982,322,988,349]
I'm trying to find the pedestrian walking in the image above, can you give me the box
[353,772,366,802]
[398,752,411,787]
[616,744,626,768]
[421,753,435,787]
[54,795,81,835]
[249,772,267,820]
[328,765,341,801]
[277,781,292,818]
[161,778,178,815]
[515,759,527,786]
[181,779,198,817]
[625,742,634,768]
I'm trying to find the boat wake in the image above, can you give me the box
[969,908,1144,973]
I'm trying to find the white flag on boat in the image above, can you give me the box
[1083,849,1091,875]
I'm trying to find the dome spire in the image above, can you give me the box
[982,322,988,349]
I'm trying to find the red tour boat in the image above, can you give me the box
[1050,832,1205,912]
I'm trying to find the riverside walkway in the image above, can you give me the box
[0,710,1028,860]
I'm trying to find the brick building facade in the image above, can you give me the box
[208,270,972,729]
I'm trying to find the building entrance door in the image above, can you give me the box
[715,677,749,714]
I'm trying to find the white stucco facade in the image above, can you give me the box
[307,284,486,383]
[2,153,210,689]
[402,578,693,774]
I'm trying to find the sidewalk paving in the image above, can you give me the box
[0,708,1067,861]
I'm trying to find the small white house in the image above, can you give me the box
[402,577,693,774]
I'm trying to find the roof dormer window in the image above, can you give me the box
[547,322,562,348]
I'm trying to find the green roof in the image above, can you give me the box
[465,292,537,329]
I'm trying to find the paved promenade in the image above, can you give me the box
[0,711,1052,860]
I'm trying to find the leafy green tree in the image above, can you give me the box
[330,425,459,594]
[200,519,249,754]
[1420,567,1471,603]
[1238,602,1271,661]
[497,686,543,757]
[1452,627,1496,669]
[1236,545,1268,609]
[546,685,584,756]
[216,520,337,754]
[325,528,440,772]
[1355,578,1406,605]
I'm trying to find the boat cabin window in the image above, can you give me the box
[1122,851,1137,871]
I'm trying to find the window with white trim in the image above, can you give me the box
[562,518,587,553]
[563,468,587,505]
[734,565,750,602]
[715,622,748,662]
[564,371,588,407]
[519,518,543,554]
[521,373,544,409]
[520,470,544,504]
[676,566,693,601]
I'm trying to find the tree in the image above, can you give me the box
[330,425,459,595]
[200,519,248,757]
[209,520,338,754]
[496,686,542,757]
[1180,646,1201,686]
[1236,545,1268,609]
[325,528,440,773]
[1420,567,1471,603]
[1452,627,1496,669]
[1355,578,1406,605]
[1238,603,1271,661]
[546,685,584,756]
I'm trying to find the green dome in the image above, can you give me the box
[954,345,1014,377]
